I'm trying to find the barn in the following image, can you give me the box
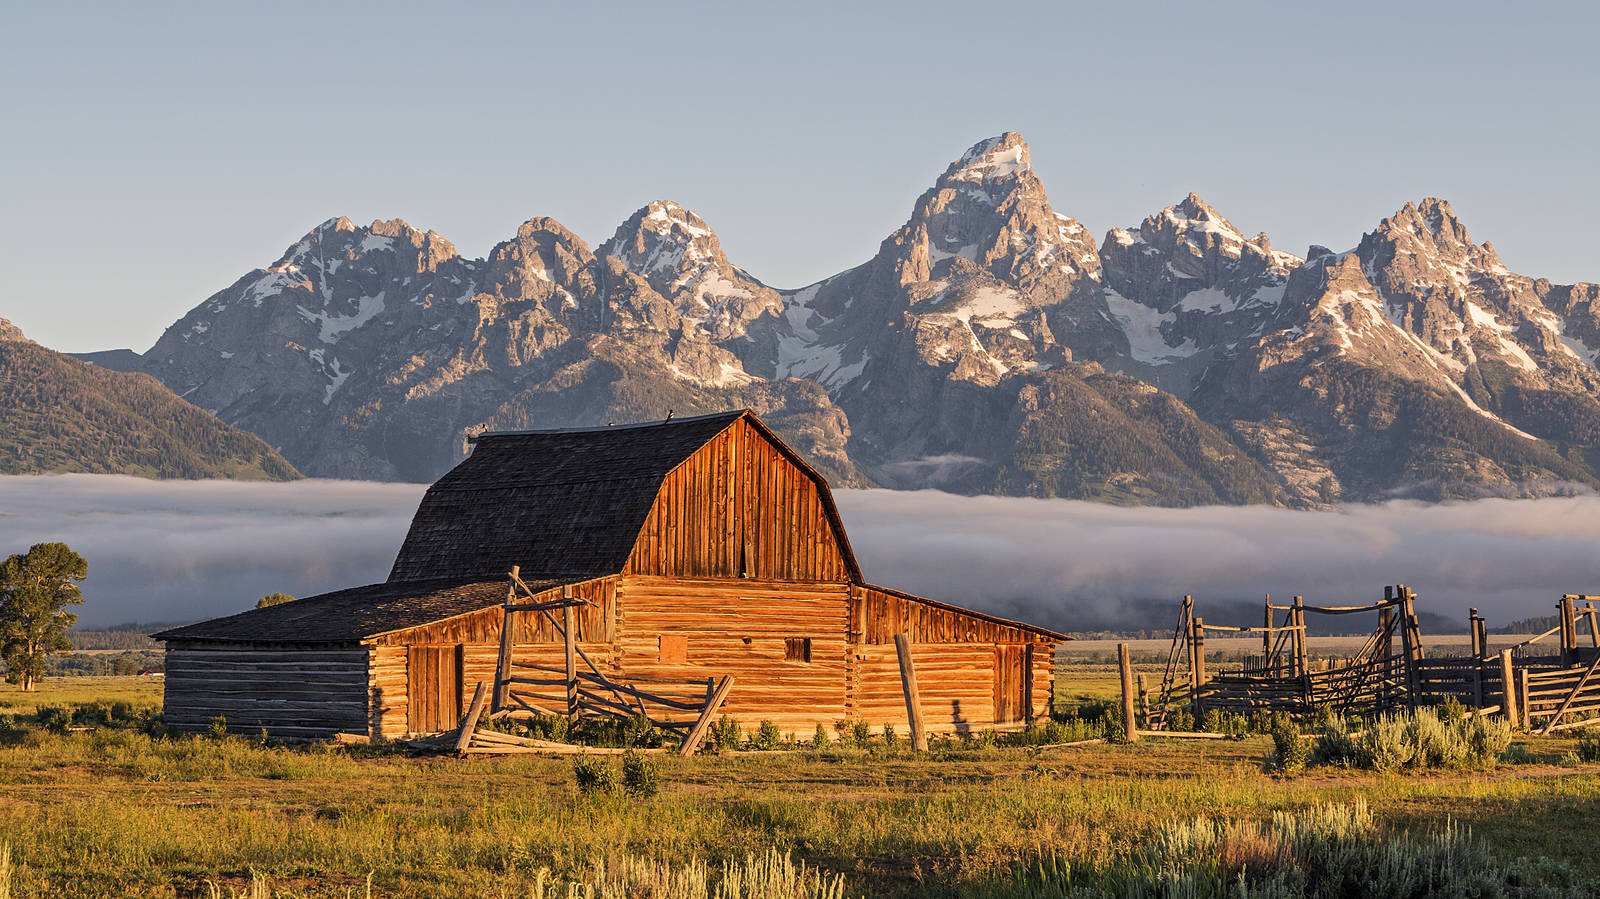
[155,411,1064,741]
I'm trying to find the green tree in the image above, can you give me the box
[255,592,295,609]
[0,542,88,691]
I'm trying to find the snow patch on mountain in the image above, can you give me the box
[1105,290,1196,363]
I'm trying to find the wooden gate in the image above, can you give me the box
[407,644,461,734]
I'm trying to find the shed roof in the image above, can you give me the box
[151,577,572,644]
[386,410,861,583]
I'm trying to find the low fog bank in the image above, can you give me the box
[835,491,1600,633]
[0,475,1594,632]
[0,475,425,626]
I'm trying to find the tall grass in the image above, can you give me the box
[986,800,1597,897]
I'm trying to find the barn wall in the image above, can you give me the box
[852,643,999,732]
[846,586,1057,731]
[164,644,367,740]
[614,575,851,734]
[365,580,622,737]
[624,419,850,582]
[850,586,1052,645]
[368,578,615,647]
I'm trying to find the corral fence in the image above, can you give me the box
[1122,588,1600,738]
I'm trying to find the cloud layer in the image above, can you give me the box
[0,475,1594,631]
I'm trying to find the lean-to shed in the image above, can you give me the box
[155,411,1064,740]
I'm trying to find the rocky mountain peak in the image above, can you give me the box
[944,132,1031,185]
[600,200,729,293]
[1373,197,1480,259]
[486,217,597,300]
[0,316,27,342]
[599,201,780,342]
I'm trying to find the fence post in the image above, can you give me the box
[1587,603,1600,649]
[563,586,578,719]
[492,565,520,714]
[1192,616,1207,719]
[1499,649,1518,725]
[1119,643,1139,742]
[1136,673,1149,730]
[1518,668,1532,730]
[1561,595,1578,666]
[1262,595,1272,671]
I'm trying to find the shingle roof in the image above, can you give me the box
[151,577,574,644]
[386,411,751,583]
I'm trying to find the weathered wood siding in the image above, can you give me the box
[846,586,1056,730]
[624,419,850,582]
[367,578,615,647]
[853,643,1000,732]
[164,644,367,739]
[614,575,851,734]
[850,586,1052,645]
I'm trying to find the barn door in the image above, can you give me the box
[994,645,1026,724]
[407,645,462,734]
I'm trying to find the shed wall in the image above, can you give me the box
[164,645,367,739]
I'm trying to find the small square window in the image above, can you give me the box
[785,637,812,663]
[659,634,687,664]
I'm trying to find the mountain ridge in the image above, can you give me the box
[56,132,1600,506]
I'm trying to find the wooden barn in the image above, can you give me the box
[155,411,1064,741]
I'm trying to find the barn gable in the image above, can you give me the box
[623,414,860,582]
[388,410,860,585]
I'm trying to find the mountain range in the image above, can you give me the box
[24,132,1600,506]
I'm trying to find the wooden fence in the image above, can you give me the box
[1139,589,1600,733]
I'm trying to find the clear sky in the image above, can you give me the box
[3,1,1596,353]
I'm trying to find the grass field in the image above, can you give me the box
[2,677,1600,897]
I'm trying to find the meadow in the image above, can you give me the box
[2,677,1599,897]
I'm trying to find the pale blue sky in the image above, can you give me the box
[3,1,1595,353]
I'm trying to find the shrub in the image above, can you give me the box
[1363,714,1415,773]
[850,720,870,748]
[1166,709,1195,733]
[1436,695,1466,726]
[1309,718,1360,768]
[1464,715,1512,766]
[37,705,72,734]
[1579,731,1600,763]
[881,724,897,748]
[811,723,829,749]
[621,751,659,798]
[573,756,618,795]
[711,716,741,751]
[623,714,660,748]
[1267,712,1305,775]
[752,719,781,751]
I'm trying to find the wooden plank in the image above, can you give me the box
[893,633,927,751]
[453,682,489,755]
[1538,651,1600,735]
[492,567,518,713]
[679,675,735,756]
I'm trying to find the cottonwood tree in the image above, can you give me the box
[256,592,295,609]
[0,542,88,691]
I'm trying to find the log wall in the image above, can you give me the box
[613,574,851,734]
[368,577,615,647]
[164,644,368,740]
[624,419,851,582]
[853,642,998,732]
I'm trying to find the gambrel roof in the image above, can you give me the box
[387,410,861,583]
